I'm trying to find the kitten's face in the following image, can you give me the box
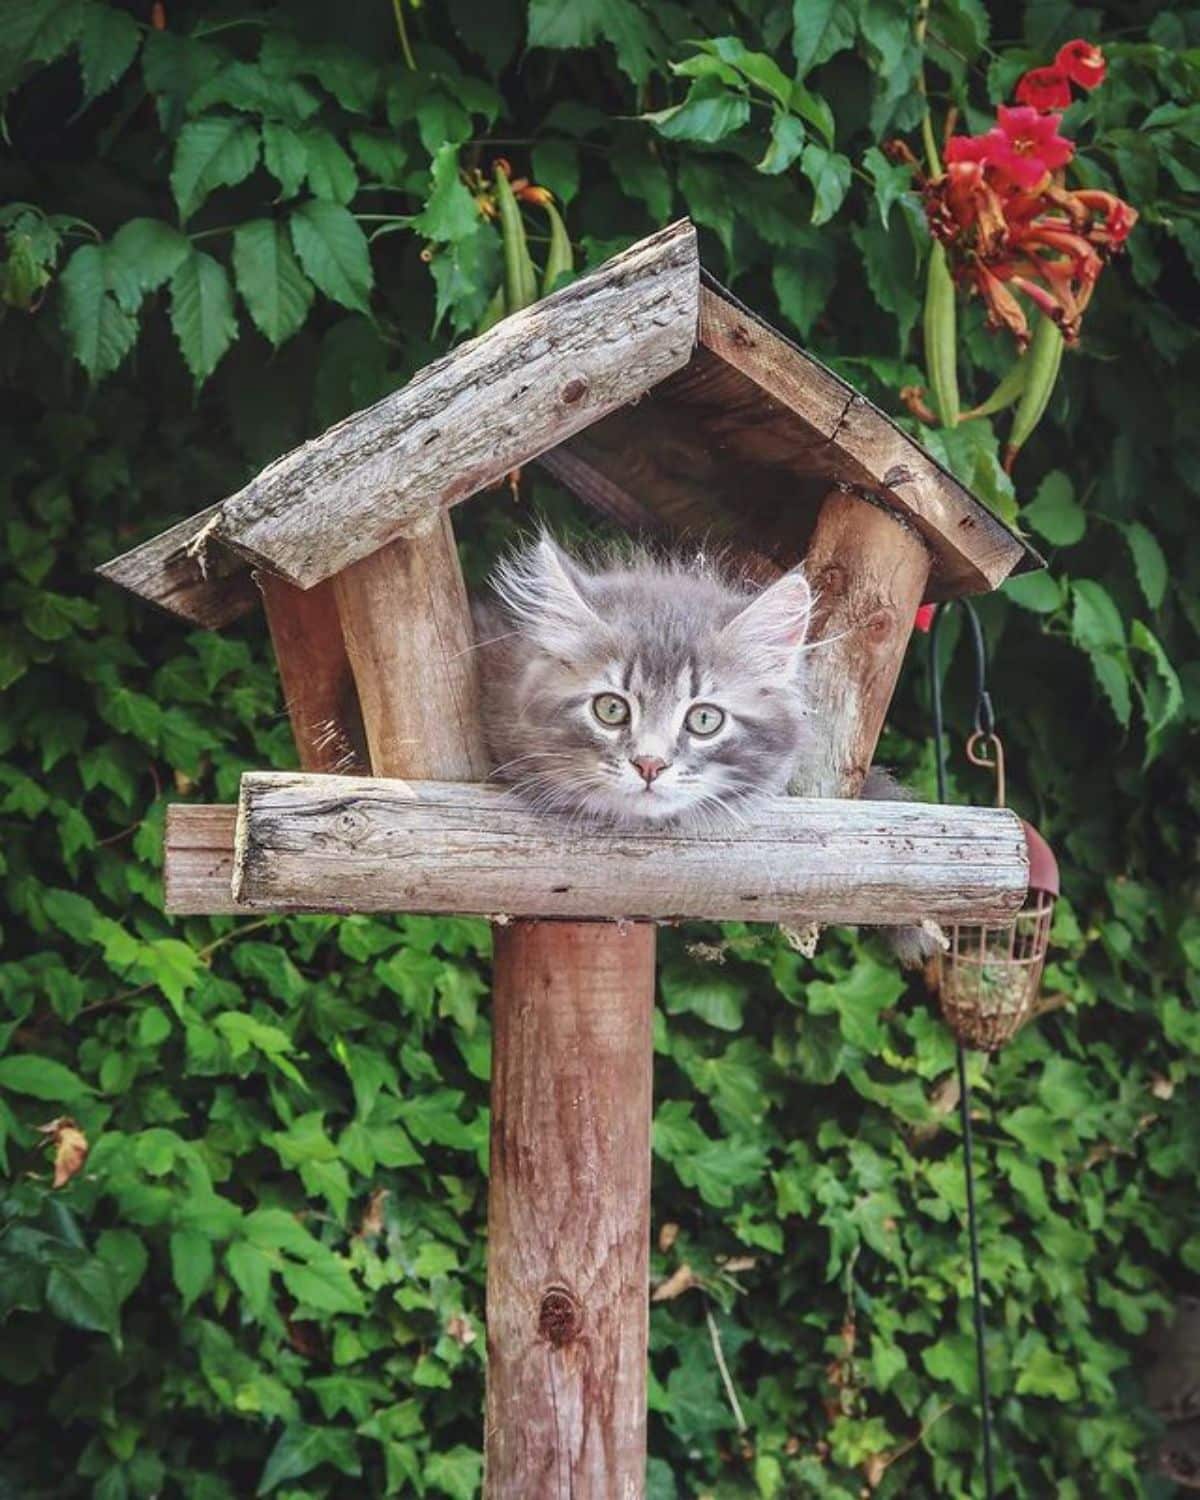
[483,539,813,827]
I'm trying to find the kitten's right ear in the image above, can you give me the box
[492,534,602,652]
[720,567,813,670]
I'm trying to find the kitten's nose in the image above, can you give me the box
[631,755,669,786]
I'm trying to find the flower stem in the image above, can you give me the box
[915,0,943,176]
[391,0,416,71]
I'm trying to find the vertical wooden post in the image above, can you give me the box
[331,512,488,781]
[485,921,655,1499]
[793,492,933,797]
[328,513,657,1497]
[259,573,367,773]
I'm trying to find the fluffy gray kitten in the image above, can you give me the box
[475,534,812,827]
[475,534,936,963]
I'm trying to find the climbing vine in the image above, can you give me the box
[1,1,1197,1496]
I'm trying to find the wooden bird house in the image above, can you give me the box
[99,219,1037,1499]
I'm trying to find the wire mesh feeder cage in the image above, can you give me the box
[936,818,1060,1052]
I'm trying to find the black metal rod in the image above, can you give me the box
[956,1039,997,1498]
[930,604,998,1499]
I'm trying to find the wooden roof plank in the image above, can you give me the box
[696,282,1035,593]
[96,505,256,628]
[213,220,700,589]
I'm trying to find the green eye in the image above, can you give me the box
[685,703,725,737]
[592,693,631,726]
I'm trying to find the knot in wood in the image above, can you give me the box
[865,608,893,643]
[538,1286,582,1348]
[333,805,371,843]
[560,377,588,405]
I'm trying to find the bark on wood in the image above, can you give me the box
[212,222,699,590]
[792,491,934,799]
[96,506,255,628]
[331,517,489,782]
[259,571,367,774]
[697,286,1029,594]
[485,920,655,1500]
[199,775,1029,922]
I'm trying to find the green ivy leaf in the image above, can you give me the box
[46,1257,122,1341]
[1003,571,1063,614]
[169,1229,214,1311]
[800,142,851,225]
[170,115,260,222]
[0,1053,95,1101]
[1124,521,1167,609]
[757,110,806,174]
[425,1446,484,1500]
[289,200,373,314]
[1023,470,1085,546]
[226,1241,273,1319]
[412,142,479,243]
[1014,1343,1081,1401]
[262,119,308,198]
[77,0,139,100]
[527,0,659,85]
[792,0,847,75]
[772,233,837,338]
[645,77,750,144]
[299,126,358,204]
[169,250,237,384]
[232,219,314,347]
[107,218,189,295]
[59,244,139,381]
[257,1425,362,1496]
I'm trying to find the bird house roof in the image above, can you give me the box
[98,219,1038,626]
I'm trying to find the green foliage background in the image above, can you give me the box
[1,1,1198,1495]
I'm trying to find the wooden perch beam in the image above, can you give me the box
[165,775,1028,920]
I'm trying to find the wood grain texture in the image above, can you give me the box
[164,803,237,915]
[260,572,367,774]
[792,491,933,798]
[696,286,1029,595]
[204,774,1028,921]
[212,222,699,589]
[332,517,489,782]
[96,506,255,628]
[485,920,654,1500]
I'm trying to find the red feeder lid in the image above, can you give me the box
[1021,819,1060,897]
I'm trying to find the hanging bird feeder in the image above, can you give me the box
[931,701,1061,1052]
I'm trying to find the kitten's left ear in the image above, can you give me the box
[720,568,813,667]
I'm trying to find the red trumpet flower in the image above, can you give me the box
[899,37,1135,350]
[1015,66,1072,111]
[1056,38,1107,89]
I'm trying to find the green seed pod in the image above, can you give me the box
[1006,314,1064,467]
[494,165,537,314]
[475,283,506,336]
[541,200,574,297]
[961,357,1029,422]
[923,242,960,428]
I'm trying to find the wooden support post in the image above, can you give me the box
[487,921,655,1500]
[331,512,488,781]
[794,491,934,798]
[259,572,367,773]
[326,515,655,1497]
